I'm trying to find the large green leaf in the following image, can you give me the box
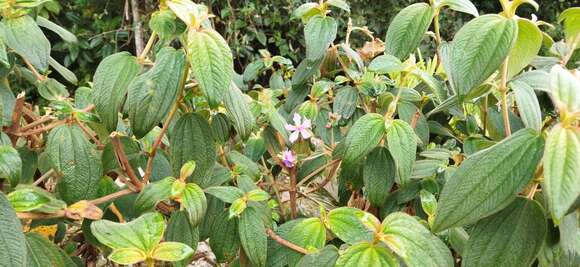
[462,197,546,267]
[296,245,339,267]
[327,207,376,244]
[550,65,580,113]
[170,113,216,183]
[92,52,140,132]
[165,210,199,267]
[0,145,21,186]
[380,212,453,267]
[182,183,207,227]
[127,47,185,138]
[134,177,175,214]
[385,119,417,186]
[335,242,397,267]
[25,233,67,267]
[448,15,516,101]
[333,86,358,120]
[363,147,395,207]
[368,55,404,74]
[342,113,385,167]
[384,3,433,60]
[287,218,326,266]
[0,15,50,71]
[188,28,233,107]
[91,212,165,253]
[432,128,544,232]
[0,192,26,267]
[205,186,244,203]
[507,18,542,79]
[209,209,240,263]
[46,125,102,204]
[511,80,542,131]
[543,124,580,224]
[304,15,337,61]
[239,206,267,267]
[223,84,254,140]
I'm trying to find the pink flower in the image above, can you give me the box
[285,113,312,143]
[281,149,296,168]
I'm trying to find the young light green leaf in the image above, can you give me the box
[304,15,337,61]
[180,161,196,180]
[151,242,194,262]
[380,212,453,267]
[46,125,102,204]
[91,212,165,252]
[543,124,580,224]
[205,186,245,203]
[127,47,186,138]
[239,206,267,267]
[507,18,542,79]
[92,52,140,132]
[223,83,255,140]
[385,3,433,60]
[432,129,544,232]
[0,15,50,71]
[188,28,233,107]
[440,0,478,17]
[246,189,270,202]
[558,7,580,47]
[134,177,176,214]
[342,113,385,167]
[449,15,516,102]
[385,119,417,186]
[511,80,542,131]
[327,207,377,244]
[368,55,404,74]
[170,113,216,183]
[287,218,327,266]
[550,65,580,113]
[109,247,147,265]
[363,147,395,207]
[7,188,50,212]
[335,242,398,267]
[0,145,21,186]
[294,3,320,20]
[0,192,27,267]
[182,183,207,226]
[229,197,247,218]
[462,197,546,267]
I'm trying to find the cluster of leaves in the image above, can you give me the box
[0,0,579,267]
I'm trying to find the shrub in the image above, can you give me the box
[0,0,578,266]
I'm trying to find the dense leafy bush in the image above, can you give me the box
[0,0,579,266]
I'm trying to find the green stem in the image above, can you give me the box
[499,59,511,137]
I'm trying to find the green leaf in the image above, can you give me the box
[91,212,165,253]
[462,197,546,267]
[304,15,337,61]
[134,177,175,214]
[327,207,376,244]
[511,80,542,131]
[0,192,26,267]
[48,57,78,85]
[239,207,267,267]
[246,189,270,202]
[108,247,146,265]
[432,128,544,232]
[385,119,417,186]
[223,84,255,140]
[0,15,50,71]
[287,218,327,266]
[151,242,194,262]
[384,3,433,60]
[166,210,199,266]
[92,52,140,132]
[448,15,516,101]
[326,0,350,12]
[209,209,240,262]
[335,242,397,267]
[205,186,244,203]
[36,78,68,101]
[296,245,339,267]
[229,197,247,218]
[342,113,385,167]
[188,28,233,107]
[179,161,196,180]
[507,19,542,79]
[36,16,77,43]
[380,212,453,267]
[46,125,102,204]
[543,124,580,224]
[333,86,358,120]
[550,65,580,113]
[441,0,479,17]
[25,233,66,267]
[0,145,21,186]
[182,183,207,226]
[368,55,404,74]
[559,7,580,47]
[127,47,186,138]
[170,113,216,183]
[363,147,395,207]
[294,3,321,21]
[7,187,50,212]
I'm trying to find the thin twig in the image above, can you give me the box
[91,188,134,205]
[15,120,66,136]
[266,228,308,254]
[296,158,341,187]
[32,169,54,186]
[289,167,297,219]
[304,160,341,195]
[7,92,25,145]
[110,133,142,191]
[19,115,53,131]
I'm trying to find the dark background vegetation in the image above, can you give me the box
[45,0,578,83]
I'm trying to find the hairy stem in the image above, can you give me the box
[499,59,511,137]
[289,167,297,219]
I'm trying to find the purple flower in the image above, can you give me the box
[285,113,312,143]
[281,149,296,168]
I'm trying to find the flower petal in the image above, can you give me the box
[293,113,302,125]
[285,124,297,131]
[289,131,299,143]
[300,129,312,139]
[302,118,311,129]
